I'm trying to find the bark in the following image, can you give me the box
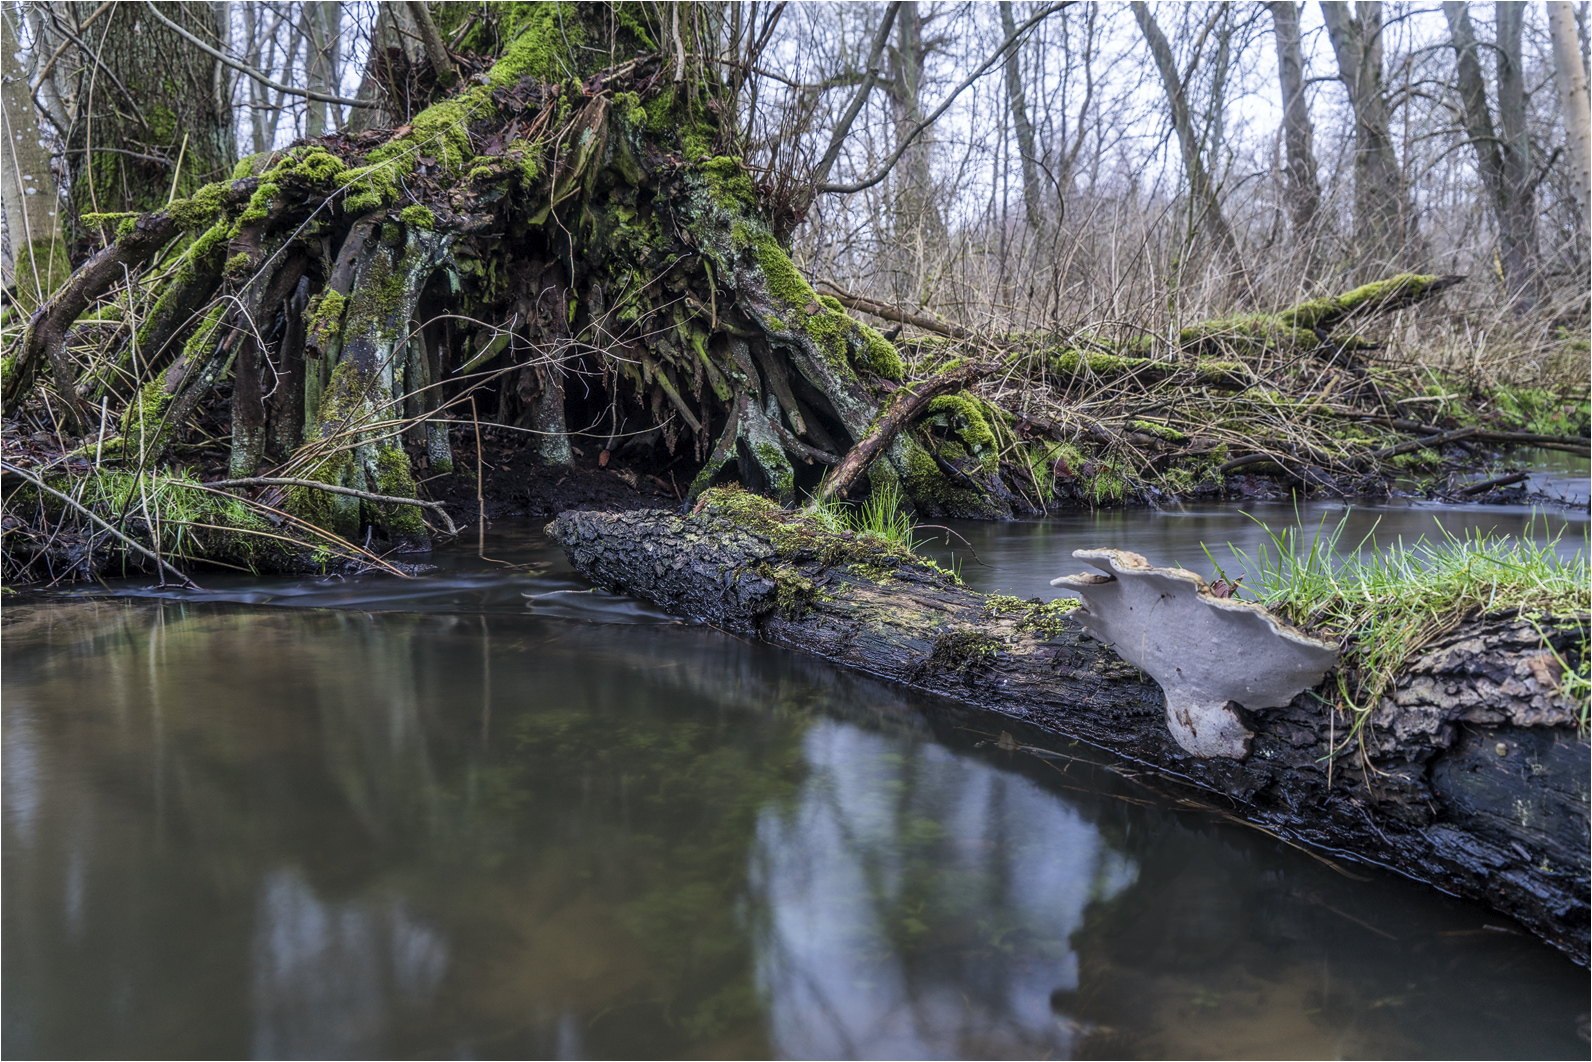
[999,1,1044,237]
[63,2,235,221]
[1130,2,1244,278]
[1320,1,1418,275]
[1265,1,1321,241]
[548,504,1591,964]
[1548,1,1592,231]
[1442,2,1539,309]
[886,1,945,294]
[1,1,66,304]
[818,361,982,501]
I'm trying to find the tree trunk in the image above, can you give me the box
[1321,1,1418,277]
[1266,1,1321,244]
[303,1,342,138]
[1442,2,1539,309]
[0,1,68,311]
[886,1,944,299]
[1548,1,1592,235]
[1130,1,1245,280]
[63,2,235,222]
[548,501,1590,964]
[998,1,1044,238]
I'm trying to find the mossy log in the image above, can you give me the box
[548,493,1590,963]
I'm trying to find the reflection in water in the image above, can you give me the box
[755,723,1135,1059]
[5,548,1589,1058]
[251,870,447,1058]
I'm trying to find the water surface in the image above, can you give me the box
[5,498,1588,1059]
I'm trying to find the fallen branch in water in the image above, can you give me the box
[1458,471,1531,495]
[547,491,1590,963]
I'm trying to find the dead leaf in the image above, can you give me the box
[393,125,413,137]
[1526,653,1563,691]
[997,731,1018,751]
[598,449,610,468]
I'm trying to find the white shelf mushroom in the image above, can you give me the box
[1051,549,1340,760]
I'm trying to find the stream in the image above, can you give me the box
[4,469,1588,1059]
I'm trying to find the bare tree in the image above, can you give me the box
[1548,0,1591,231]
[1442,3,1540,307]
[999,1,1044,236]
[2,1,65,307]
[1320,1,1417,275]
[1266,1,1320,243]
[1130,2,1244,278]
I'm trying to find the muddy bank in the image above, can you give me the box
[546,498,1590,963]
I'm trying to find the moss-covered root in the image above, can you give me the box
[284,223,446,547]
[686,392,797,506]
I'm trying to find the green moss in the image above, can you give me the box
[374,447,425,535]
[5,237,72,315]
[700,156,756,210]
[927,393,995,452]
[285,145,347,184]
[922,629,1001,674]
[224,252,253,276]
[1049,349,1145,376]
[860,325,905,381]
[117,380,175,454]
[700,485,949,580]
[285,450,356,538]
[305,290,348,348]
[983,594,1080,637]
[1277,273,1438,332]
[487,3,585,85]
[400,204,436,230]
[612,90,647,127]
[166,181,232,232]
[1129,420,1187,442]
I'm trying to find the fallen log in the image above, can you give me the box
[548,492,1590,964]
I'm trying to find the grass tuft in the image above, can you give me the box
[1220,511,1591,732]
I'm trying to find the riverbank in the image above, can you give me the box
[546,488,1590,962]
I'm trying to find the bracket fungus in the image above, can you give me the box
[1050,549,1339,760]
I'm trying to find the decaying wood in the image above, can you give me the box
[549,503,1590,963]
